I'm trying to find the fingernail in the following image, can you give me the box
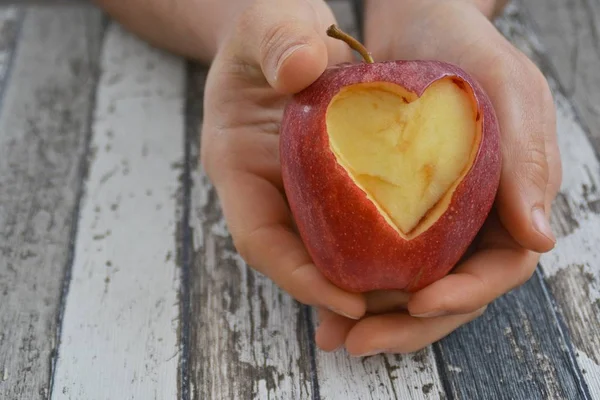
[328,306,361,320]
[273,44,307,82]
[410,310,447,318]
[532,207,556,244]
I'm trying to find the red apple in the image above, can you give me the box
[279,25,501,292]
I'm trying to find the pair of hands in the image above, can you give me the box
[201,0,561,356]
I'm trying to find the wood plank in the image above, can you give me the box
[0,7,102,399]
[434,273,587,399]
[188,65,314,399]
[51,22,185,399]
[495,2,600,397]
[519,0,600,153]
[316,333,444,400]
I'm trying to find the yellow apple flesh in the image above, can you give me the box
[327,79,480,237]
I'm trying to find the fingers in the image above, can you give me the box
[365,290,410,314]
[225,0,350,93]
[345,308,487,356]
[315,308,358,351]
[407,214,538,317]
[408,248,538,317]
[216,170,366,320]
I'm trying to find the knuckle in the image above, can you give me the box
[200,128,241,182]
[518,268,536,287]
[286,263,318,305]
[487,49,520,84]
[521,137,549,190]
[517,257,538,287]
[259,22,312,70]
[231,224,267,268]
[384,332,414,354]
[260,22,293,62]
[200,129,224,180]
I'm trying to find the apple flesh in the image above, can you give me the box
[280,60,501,292]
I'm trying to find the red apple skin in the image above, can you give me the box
[280,60,501,293]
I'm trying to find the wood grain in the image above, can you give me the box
[187,66,314,399]
[434,273,587,400]
[495,2,600,397]
[51,22,185,399]
[519,0,600,154]
[0,7,102,399]
[316,339,443,400]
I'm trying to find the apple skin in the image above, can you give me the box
[279,60,501,293]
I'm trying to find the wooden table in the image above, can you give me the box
[0,1,598,399]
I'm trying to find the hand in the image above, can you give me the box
[316,0,562,356]
[201,0,368,320]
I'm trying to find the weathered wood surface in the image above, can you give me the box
[316,337,443,400]
[187,65,316,399]
[0,8,102,400]
[520,0,600,153]
[0,0,599,399]
[434,272,588,400]
[189,170,316,400]
[51,22,185,399]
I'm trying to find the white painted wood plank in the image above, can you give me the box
[51,22,185,400]
[496,3,600,397]
[189,162,314,400]
[0,8,103,399]
[316,342,443,400]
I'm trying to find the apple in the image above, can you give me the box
[279,25,501,292]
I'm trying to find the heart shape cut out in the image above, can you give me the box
[326,78,480,236]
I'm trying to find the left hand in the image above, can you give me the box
[315,0,562,356]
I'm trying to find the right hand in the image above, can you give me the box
[201,0,367,320]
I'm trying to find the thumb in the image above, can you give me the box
[496,130,556,253]
[226,0,349,93]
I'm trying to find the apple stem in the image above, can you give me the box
[326,24,374,64]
